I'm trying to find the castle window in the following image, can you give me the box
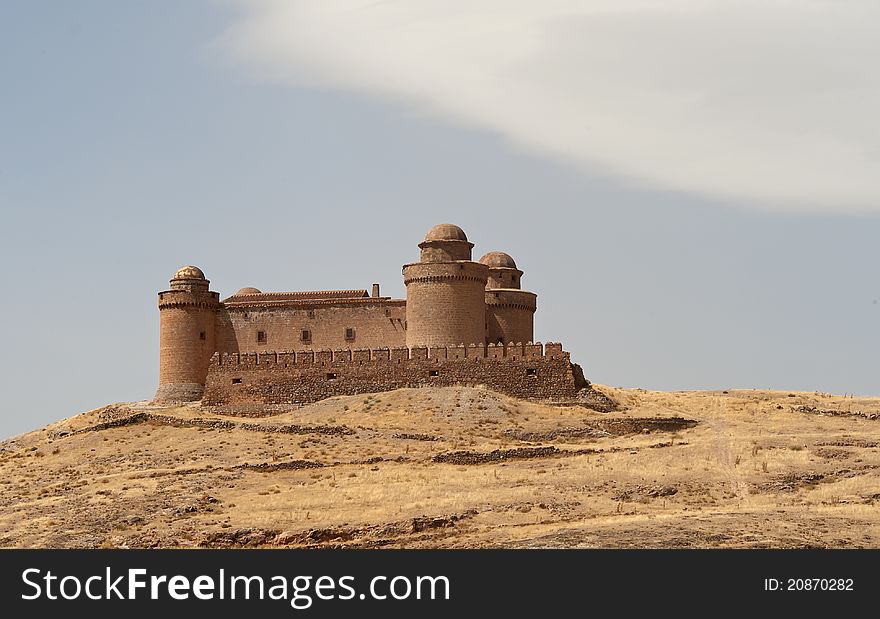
[232,378,242,384]
[526,368,537,377]
[345,328,356,341]
[326,372,337,380]
[307,310,315,319]
[199,331,206,340]
[301,329,311,343]
[257,330,267,344]
[429,370,439,377]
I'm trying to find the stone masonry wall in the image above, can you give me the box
[215,301,407,354]
[203,342,585,410]
[485,289,535,345]
[403,261,488,348]
[156,288,219,402]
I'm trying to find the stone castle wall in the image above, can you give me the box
[403,261,488,348]
[214,301,407,354]
[203,342,586,410]
[485,289,536,345]
[156,288,219,403]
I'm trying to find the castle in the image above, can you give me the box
[155,224,588,410]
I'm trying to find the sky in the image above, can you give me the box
[0,0,877,439]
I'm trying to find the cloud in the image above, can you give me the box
[220,0,880,211]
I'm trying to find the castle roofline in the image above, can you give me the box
[221,296,405,310]
[222,289,370,303]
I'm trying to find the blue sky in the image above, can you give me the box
[1,1,877,439]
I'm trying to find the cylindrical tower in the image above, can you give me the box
[480,252,536,345]
[403,224,488,348]
[154,266,220,403]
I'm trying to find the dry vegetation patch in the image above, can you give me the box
[1,385,879,548]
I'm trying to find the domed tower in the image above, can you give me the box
[403,224,488,348]
[155,266,220,403]
[479,252,536,345]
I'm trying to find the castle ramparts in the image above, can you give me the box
[202,342,587,411]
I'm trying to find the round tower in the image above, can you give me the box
[155,266,220,403]
[479,251,536,345]
[403,224,488,348]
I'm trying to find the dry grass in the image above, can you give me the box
[0,385,878,548]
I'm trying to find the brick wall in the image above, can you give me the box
[215,300,406,353]
[403,261,488,348]
[486,268,522,290]
[418,239,473,262]
[202,342,586,410]
[156,289,219,402]
[486,289,536,344]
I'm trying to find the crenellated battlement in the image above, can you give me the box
[209,342,568,369]
[203,341,584,411]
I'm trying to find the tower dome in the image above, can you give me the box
[169,265,209,293]
[418,224,473,263]
[424,223,468,242]
[234,287,262,295]
[404,223,487,347]
[481,251,523,290]
[173,265,205,280]
[479,251,517,269]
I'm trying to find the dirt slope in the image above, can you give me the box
[1,385,878,548]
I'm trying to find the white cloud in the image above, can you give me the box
[221,0,880,211]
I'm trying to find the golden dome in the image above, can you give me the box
[173,265,205,280]
[234,287,261,295]
[424,223,468,242]
[479,251,517,269]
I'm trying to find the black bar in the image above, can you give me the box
[0,549,873,616]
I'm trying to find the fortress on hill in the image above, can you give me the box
[155,224,588,410]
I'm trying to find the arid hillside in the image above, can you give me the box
[1,385,879,548]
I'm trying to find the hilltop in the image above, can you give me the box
[1,386,879,548]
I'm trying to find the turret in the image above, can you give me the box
[154,265,220,403]
[403,224,488,348]
[479,252,536,345]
